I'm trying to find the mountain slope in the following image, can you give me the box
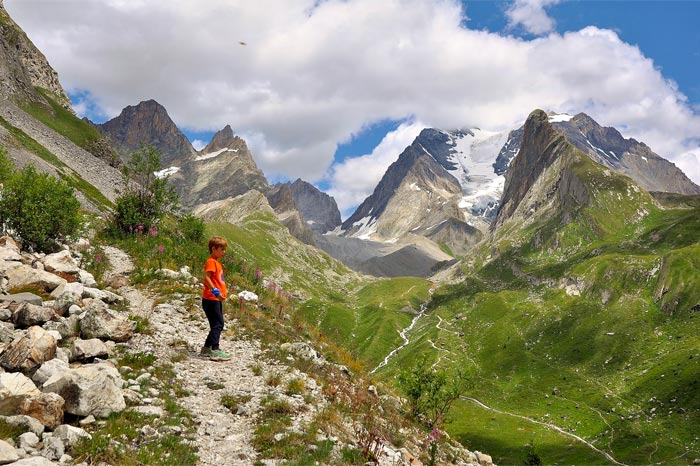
[170,125,269,210]
[361,110,700,465]
[98,99,196,166]
[0,3,121,209]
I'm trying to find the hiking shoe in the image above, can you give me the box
[200,346,213,357]
[209,349,232,361]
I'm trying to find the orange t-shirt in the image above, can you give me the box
[202,257,227,300]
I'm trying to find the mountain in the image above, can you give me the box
[0,2,70,109]
[97,99,196,166]
[267,178,342,234]
[168,125,269,210]
[0,2,122,209]
[496,112,700,196]
[312,110,700,465]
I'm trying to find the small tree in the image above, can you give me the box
[398,356,473,428]
[0,163,81,252]
[113,144,178,234]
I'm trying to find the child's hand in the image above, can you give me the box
[212,288,221,298]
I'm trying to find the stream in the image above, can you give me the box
[370,301,429,374]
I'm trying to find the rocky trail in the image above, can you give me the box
[103,247,289,465]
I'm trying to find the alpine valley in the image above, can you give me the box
[1,2,700,465]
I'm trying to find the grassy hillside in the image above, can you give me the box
[0,114,113,210]
[21,87,119,166]
[367,157,700,465]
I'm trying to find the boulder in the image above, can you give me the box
[19,392,65,429]
[80,301,134,343]
[8,302,55,328]
[53,424,91,447]
[42,250,80,275]
[70,338,109,362]
[77,270,97,287]
[4,457,59,465]
[475,451,493,466]
[82,287,122,304]
[2,262,66,293]
[280,342,326,366]
[0,414,45,436]
[0,293,43,306]
[0,438,20,464]
[52,291,81,316]
[40,435,65,461]
[32,358,70,387]
[0,326,56,372]
[49,282,84,300]
[0,322,15,343]
[42,362,126,418]
[0,372,41,415]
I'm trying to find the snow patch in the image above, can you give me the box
[351,215,377,240]
[154,166,180,179]
[195,148,238,161]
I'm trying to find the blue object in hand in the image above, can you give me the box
[212,288,221,298]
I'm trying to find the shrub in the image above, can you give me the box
[0,163,81,252]
[177,213,205,242]
[113,145,178,234]
[397,356,472,428]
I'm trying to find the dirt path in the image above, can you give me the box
[103,247,289,465]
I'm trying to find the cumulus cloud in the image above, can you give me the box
[506,0,561,35]
[327,121,425,216]
[4,0,700,215]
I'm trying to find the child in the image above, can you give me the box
[201,236,232,361]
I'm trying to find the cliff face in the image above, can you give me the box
[0,2,71,108]
[170,126,269,211]
[97,100,196,166]
[267,179,341,235]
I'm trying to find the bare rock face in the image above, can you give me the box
[193,190,276,225]
[97,99,196,166]
[172,126,269,210]
[496,111,700,196]
[0,326,56,373]
[340,137,477,257]
[0,3,71,108]
[267,179,342,234]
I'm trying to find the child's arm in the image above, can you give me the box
[203,270,225,301]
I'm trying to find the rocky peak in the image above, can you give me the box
[494,109,577,229]
[0,3,71,109]
[201,124,238,153]
[266,179,341,234]
[496,111,700,196]
[97,99,195,167]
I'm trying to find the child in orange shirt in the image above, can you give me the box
[201,236,232,361]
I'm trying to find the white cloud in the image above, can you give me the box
[674,149,700,186]
[4,0,700,215]
[506,0,562,35]
[327,121,425,217]
[191,139,207,151]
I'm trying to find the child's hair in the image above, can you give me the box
[208,236,228,253]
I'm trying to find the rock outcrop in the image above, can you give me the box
[97,99,196,166]
[0,3,71,109]
[267,178,342,237]
[170,125,269,210]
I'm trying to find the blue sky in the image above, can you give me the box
[6,0,700,216]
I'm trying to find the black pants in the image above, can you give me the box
[202,298,224,350]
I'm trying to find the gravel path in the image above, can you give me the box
[102,246,291,465]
